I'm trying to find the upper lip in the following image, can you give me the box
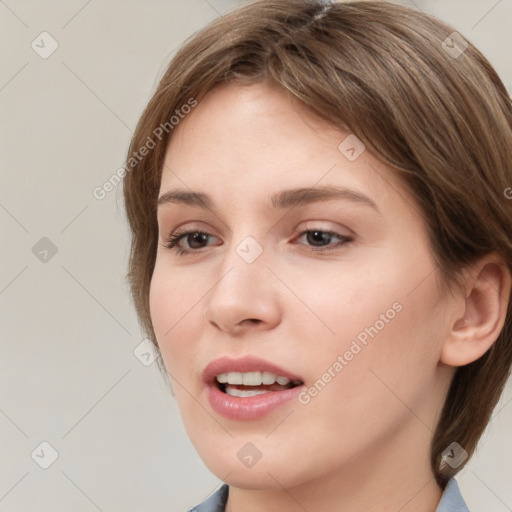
[202,356,304,384]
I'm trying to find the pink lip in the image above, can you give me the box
[203,356,304,421]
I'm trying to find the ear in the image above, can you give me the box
[440,254,511,367]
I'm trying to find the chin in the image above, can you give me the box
[192,436,314,491]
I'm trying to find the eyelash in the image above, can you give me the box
[162,227,353,256]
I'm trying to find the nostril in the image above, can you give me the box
[239,318,261,326]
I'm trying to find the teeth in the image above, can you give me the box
[262,371,276,385]
[226,372,243,385]
[216,371,297,386]
[216,373,229,384]
[225,387,270,398]
[242,371,261,386]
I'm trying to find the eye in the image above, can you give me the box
[294,228,353,251]
[161,226,353,256]
[162,230,219,255]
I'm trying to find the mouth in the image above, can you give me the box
[203,356,305,420]
[216,371,303,397]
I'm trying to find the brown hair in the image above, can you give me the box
[123,0,512,488]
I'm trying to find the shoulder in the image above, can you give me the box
[188,484,229,512]
[436,478,470,512]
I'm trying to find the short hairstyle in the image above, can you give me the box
[123,0,512,488]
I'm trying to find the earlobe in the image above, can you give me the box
[440,256,511,367]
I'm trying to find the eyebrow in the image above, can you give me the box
[157,185,378,212]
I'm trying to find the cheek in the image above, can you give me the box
[292,251,444,399]
[310,275,443,419]
[148,264,204,378]
[285,261,406,355]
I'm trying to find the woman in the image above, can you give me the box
[123,1,512,510]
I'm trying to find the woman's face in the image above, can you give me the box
[150,81,456,490]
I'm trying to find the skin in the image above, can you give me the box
[149,81,510,512]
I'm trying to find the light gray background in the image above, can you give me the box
[1,1,511,511]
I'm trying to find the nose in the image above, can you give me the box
[203,239,282,335]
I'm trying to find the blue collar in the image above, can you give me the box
[189,478,470,512]
[436,479,470,511]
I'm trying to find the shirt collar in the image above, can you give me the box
[189,478,469,512]
[436,478,470,512]
[188,484,228,512]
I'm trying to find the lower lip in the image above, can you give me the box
[207,383,303,420]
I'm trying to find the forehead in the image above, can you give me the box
[160,81,416,220]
